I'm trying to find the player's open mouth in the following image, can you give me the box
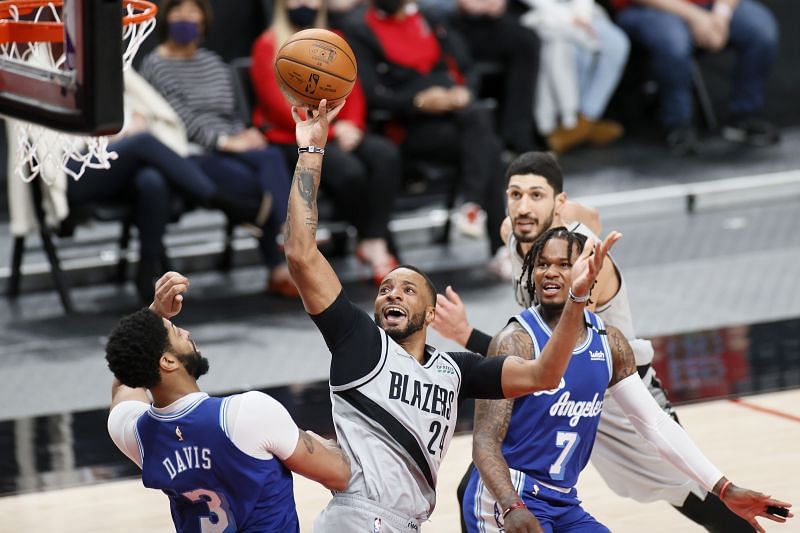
[542,282,561,296]
[383,306,407,326]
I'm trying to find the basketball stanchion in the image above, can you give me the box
[274,28,356,108]
[0,0,158,182]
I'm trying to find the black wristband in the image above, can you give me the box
[466,328,492,356]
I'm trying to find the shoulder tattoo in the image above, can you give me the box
[488,322,534,361]
[609,326,637,386]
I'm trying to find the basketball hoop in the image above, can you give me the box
[0,0,158,182]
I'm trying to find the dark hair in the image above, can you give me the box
[105,308,169,389]
[389,264,438,307]
[520,226,588,304]
[157,0,214,42]
[505,151,563,194]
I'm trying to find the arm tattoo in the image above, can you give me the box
[474,321,529,506]
[488,323,534,361]
[292,164,320,234]
[296,166,318,207]
[473,397,517,505]
[609,326,637,386]
[300,431,315,454]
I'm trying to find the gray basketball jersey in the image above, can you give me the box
[508,222,654,365]
[330,328,462,521]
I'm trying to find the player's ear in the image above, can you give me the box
[160,354,179,373]
[425,305,435,325]
[554,192,567,212]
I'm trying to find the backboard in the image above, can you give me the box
[0,0,124,135]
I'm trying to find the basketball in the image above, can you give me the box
[274,28,357,108]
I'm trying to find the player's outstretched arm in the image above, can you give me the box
[473,331,544,532]
[605,326,793,532]
[282,430,351,491]
[284,99,345,315]
[500,232,620,397]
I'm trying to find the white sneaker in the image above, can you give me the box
[453,202,486,239]
[487,247,513,281]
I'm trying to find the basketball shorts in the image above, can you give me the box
[463,467,610,533]
[591,365,706,506]
[313,494,421,533]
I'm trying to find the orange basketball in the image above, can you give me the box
[274,28,357,108]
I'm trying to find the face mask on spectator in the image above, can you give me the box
[287,6,318,28]
[168,20,200,45]
[373,0,403,14]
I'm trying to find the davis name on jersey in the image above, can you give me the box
[161,445,212,479]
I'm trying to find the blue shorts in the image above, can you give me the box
[462,467,610,533]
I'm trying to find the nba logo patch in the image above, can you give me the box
[373,517,382,532]
[306,73,320,94]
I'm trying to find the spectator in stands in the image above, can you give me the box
[342,0,510,275]
[519,0,629,154]
[251,0,402,284]
[326,0,367,28]
[139,0,298,297]
[613,0,779,155]
[67,70,263,303]
[449,0,542,154]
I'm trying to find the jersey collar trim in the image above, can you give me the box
[147,392,209,421]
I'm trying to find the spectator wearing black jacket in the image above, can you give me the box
[342,0,509,275]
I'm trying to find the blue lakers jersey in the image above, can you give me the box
[502,307,613,489]
[135,395,299,532]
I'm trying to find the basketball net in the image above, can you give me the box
[1,1,157,183]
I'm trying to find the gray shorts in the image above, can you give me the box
[592,365,706,506]
[313,495,422,533]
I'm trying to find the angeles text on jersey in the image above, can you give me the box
[548,391,604,427]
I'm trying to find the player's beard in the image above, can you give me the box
[176,340,209,380]
[375,311,426,343]
[514,209,555,244]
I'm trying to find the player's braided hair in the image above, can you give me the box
[520,226,588,305]
[105,308,170,389]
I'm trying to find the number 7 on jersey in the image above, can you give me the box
[549,431,580,481]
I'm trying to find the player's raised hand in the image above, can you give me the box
[722,484,793,532]
[432,286,473,347]
[292,98,345,149]
[503,506,544,533]
[570,231,621,301]
[149,271,189,319]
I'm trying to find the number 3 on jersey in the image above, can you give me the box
[182,488,236,532]
[548,431,580,481]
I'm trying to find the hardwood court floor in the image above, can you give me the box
[2,389,798,533]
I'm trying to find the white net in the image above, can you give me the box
[4,1,157,183]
